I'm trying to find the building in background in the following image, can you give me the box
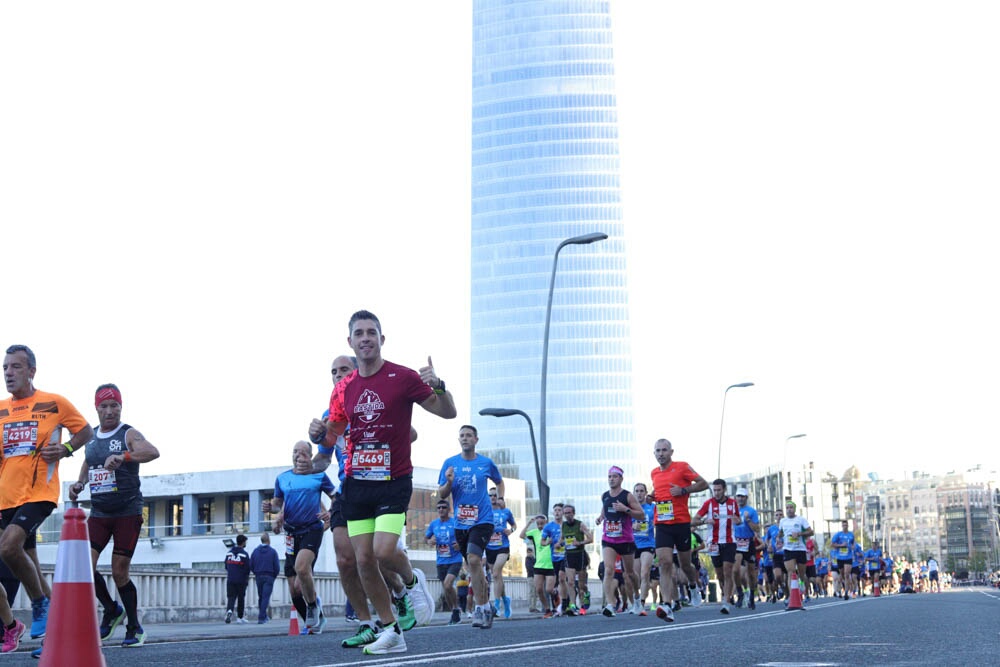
[470,0,637,522]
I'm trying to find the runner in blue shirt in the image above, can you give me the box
[541,505,568,616]
[486,489,517,619]
[632,483,656,615]
[830,520,856,600]
[814,553,831,596]
[265,441,335,634]
[733,489,760,609]
[852,543,865,597]
[438,425,503,629]
[425,500,464,625]
[864,541,883,595]
[764,509,786,602]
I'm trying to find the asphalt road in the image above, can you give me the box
[11,588,1000,666]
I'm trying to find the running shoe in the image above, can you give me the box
[342,624,378,648]
[480,605,495,629]
[748,598,756,610]
[363,627,406,655]
[735,590,744,608]
[542,609,554,619]
[553,606,563,617]
[31,642,43,659]
[655,604,675,623]
[690,588,704,607]
[100,603,126,640]
[448,609,461,625]
[601,604,616,617]
[581,590,591,609]
[639,607,648,617]
[30,597,49,639]
[311,610,327,634]
[305,601,320,628]
[407,568,434,626]
[122,625,146,647]
[394,594,417,631]
[720,604,730,615]
[502,595,511,619]
[236,617,248,625]
[672,601,683,612]
[1,619,25,654]
[225,610,233,624]
[472,607,485,628]
[565,604,578,616]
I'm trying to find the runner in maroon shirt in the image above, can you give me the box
[321,310,456,655]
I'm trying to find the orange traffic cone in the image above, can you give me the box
[287,607,301,636]
[785,571,804,611]
[873,577,881,597]
[39,508,106,666]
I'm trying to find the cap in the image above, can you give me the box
[735,488,749,496]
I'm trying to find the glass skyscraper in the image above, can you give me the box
[471,0,639,522]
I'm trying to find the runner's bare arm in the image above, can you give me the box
[42,423,95,463]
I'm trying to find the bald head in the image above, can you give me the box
[331,355,356,384]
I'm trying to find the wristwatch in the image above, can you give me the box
[434,379,447,395]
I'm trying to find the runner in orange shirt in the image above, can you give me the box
[650,438,708,622]
[1,344,93,651]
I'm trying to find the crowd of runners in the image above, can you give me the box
[2,312,949,658]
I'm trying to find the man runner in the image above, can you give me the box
[733,488,760,610]
[650,438,709,622]
[438,425,503,629]
[560,504,592,615]
[1,344,94,654]
[486,489,516,619]
[68,384,159,648]
[692,479,743,614]
[425,500,463,625]
[323,311,456,655]
[631,483,656,616]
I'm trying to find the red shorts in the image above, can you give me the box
[89,514,144,558]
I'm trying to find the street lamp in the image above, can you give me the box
[479,408,550,514]
[539,232,608,502]
[782,433,807,500]
[716,382,755,479]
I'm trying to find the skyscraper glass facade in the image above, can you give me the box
[471,0,639,521]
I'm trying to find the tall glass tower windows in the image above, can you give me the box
[471,0,639,523]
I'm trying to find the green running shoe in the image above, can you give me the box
[342,624,378,648]
[394,594,417,631]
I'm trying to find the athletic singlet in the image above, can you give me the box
[601,489,634,543]
[85,422,144,517]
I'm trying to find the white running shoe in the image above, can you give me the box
[690,588,704,607]
[408,568,434,626]
[363,627,407,655]
[601,604,616,617]
[720,604,730,615]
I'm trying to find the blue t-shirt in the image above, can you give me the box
[274,469,334,535]
[831,530,855,561]
[764,524,783,556]
[733,505,759,540]
[438,453,502,528]
[632,503,655,550]
[488,507,516,550]
[542,521,565,562]
[852,544,864,567]
[815,556,830,575]
[425,517,463,565]
[864,548,882,571]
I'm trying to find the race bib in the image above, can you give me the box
[457,504,478,523]
[707,542,719,556]
[284,534,295,556]
[352,443,391,480]
[656,501,674,522]
[2,421,38,458]
[437,543,451,557]
[604,520,623,538]
[554,542,566,556]
[839,546,849,556]
[489,532,503,547]
[736,537,750,552]
[633,519,648,533]
[564,535,577,548]
[88,467,118,495]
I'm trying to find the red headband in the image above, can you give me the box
[95,387,122,408]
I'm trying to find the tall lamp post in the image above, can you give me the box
[716,382,754,479]
[479,408,550,514]
[782,433,807,500]
[539,232,608,499]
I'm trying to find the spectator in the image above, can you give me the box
[249,532,280,624]
[225,534,251,623]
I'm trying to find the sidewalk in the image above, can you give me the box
[99,608,541,645]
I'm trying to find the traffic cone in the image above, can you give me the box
[873,576,881,597]
[287,607,301,636]
[785,571,804,611]
[39,508,106,666]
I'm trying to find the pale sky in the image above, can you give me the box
[2,2,997,491]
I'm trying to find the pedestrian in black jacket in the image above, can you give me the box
[225,534,251,623]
